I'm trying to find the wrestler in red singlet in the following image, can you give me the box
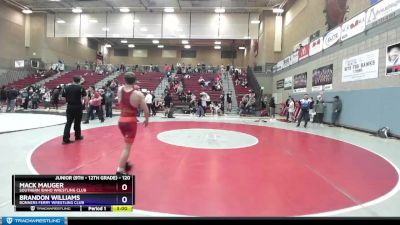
[116,72,149,175]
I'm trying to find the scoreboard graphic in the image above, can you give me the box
[12,175,135,212]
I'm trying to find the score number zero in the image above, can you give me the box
[120,175,132,204]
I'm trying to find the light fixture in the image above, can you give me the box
[120,8,130,13]
[102,27,109,31]
[164,7,174,13]
[184,45,191,49]
[273,8,284,13]
[214,45,221,49]
[89,19,98,23]
[49,0,61,2]
[215,8,225,13]
[104,44,112,48]
[133,19,140,23]
[140,27,148,32]
[182,40,189,44]
[152,40,159,44]
[72,7,82,13]
[214,41,221,45]
[251,20,261,24]
[128,44,135,48]
[121,40,127,43]
[239,46,246,50]
[22,9,32,14]
[56,19,66,24]
[243,36,251,39]
[158,45,164,48]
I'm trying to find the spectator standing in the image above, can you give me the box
[288,97,295,122]
[104,87,115,118]
[314,97,326,127]
[6,87,19,112]
[330,96,342,127]
[269,97,276,119]
[297,94,312,128]
[0,86,7,112]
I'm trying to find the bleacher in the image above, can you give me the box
[115,72,164,91]
[44,70,106,89]
[171,73,223,109]
[233,72,252,104]
[5,73,49,89]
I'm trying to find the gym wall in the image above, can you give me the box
[281,0,371,57]
[0,1,27,69]
[29,15,97,68]
[272,14,400,136]
[106,46,246,67]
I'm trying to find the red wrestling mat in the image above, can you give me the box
[31,121,399,216]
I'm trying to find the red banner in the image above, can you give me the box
[298,44,310,61]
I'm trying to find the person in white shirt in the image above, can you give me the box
[288,98,295,122]
[145,91,153,115]
[297,94,312,128]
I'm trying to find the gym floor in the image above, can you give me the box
[0,112,399,217]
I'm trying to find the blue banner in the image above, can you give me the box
[2,217,64,225]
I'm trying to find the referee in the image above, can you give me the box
[62,76,88,144]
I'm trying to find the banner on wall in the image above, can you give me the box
[293,37,310,52]
[366,0,400,28]
[323,26,341,50]
[293,72,307,93]
[309,30,321,42]
[283,56,292,68]
[386,42,400,76]
[312,64,333,92]
[342,49,379,82]
[276,79,284,89]
[276,60,284,72]
[298,44,310,61]
[291,51,299,64]
[284,76,293,90]
[309,37,323,56]
[341,11,366,41]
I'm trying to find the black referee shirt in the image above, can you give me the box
[62,84,87,106]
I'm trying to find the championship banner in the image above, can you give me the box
[312,64,333,92]
[309,37,323,56]
[323,26,341,50]
[386,42,400,76]
[276,79,284,89]
[341,12,366,41]
[342,49,379,82]
[284,76,293,90]
[293,72,307,93]
[366,0,400,28]
[291,51,299,65]
[298,44,310,61]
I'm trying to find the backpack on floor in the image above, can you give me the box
[377,127,390,138]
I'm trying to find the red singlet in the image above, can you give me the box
[118,87,138,144]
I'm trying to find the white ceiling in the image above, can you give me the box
[7,0,289,13]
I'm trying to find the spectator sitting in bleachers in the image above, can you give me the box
[198,76,205,87]
[241,78,248,88]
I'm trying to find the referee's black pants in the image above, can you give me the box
[63,105,83,142]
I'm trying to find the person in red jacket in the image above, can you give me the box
[83,86,104,124]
